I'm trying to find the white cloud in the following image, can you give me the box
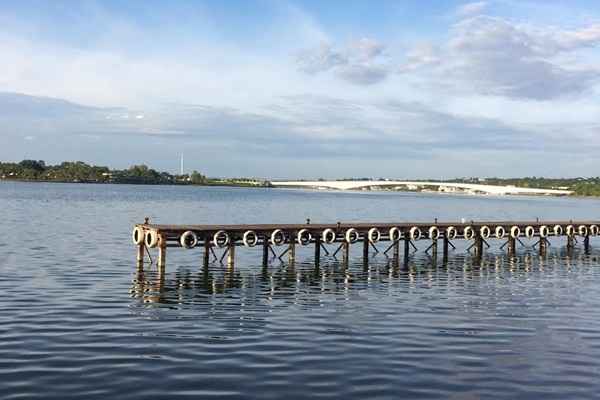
[456,1,489,18]
[296,38,389,85]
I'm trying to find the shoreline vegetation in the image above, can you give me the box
[2,159,600,196]
[0,160,270,188]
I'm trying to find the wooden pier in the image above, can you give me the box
[132,219,600,269]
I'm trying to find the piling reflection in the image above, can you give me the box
[130,247,600,308]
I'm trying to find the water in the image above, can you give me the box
[3,181,600,399]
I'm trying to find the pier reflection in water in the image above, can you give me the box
[131,249,600,307]
[125,248,600,398]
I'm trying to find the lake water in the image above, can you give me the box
[3,182,600,399]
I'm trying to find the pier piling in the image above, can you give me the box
[158,234,166,269]
[227,243,236,266]
[315,236,321,267]
[262,238,269,267]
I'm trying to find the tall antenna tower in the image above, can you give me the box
[180,153,184,175]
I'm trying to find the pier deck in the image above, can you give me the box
[133,219,600,269]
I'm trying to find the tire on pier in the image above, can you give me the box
[510,226,521,238]
[389,227,402,242]
[132,226,145,245]
[590,225,599,236]
[145,230,159,248]
[243,230,259,247]
[446,226,458,240]
[578,225,589,237]
[297,229,312,245]
[566,225,575,237]
[213,230,230,248]
[480,226,491,239]
[553,225,563,236]
[179,230,198,249]
[409,226,422,241]
[368,228,381,243]
[463,226,475,240]
[429,226,440,240]
[345,228,359,243]
[539,225,550,238]
[271,229,287,246]
[495,226,506,239]
[525,226,535,239]
[322,228,336,244]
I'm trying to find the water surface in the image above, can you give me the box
[2,182,600,399]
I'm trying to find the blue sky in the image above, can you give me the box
[2,0,600,178]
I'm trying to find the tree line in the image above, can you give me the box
[0,160,270,187]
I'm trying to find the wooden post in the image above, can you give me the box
[227,243,235,267]
[508,237,516,256]
[584,235,590,254]
[404,238,410,265]
[393,240,399,262]
[158,233,166,270]
[314,236,321,267]
[289,241,296,264]
[567,235,574,252]
[475,236,483,257]
[136,244,144,265]
[431,239,438,259]
[342,242,349,265]
[363,238,369,263]
[443,237,449,263]
[203,239,210,269]
[539,238,546,256]
[262,236,269,267]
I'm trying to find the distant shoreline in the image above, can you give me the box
[4,159,600,196]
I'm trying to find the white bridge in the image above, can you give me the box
[271,180,573,196]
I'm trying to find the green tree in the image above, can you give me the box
[190,170,206,185]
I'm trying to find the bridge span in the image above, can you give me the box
[271,180,573,196]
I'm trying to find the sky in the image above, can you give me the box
[2,0,600,179]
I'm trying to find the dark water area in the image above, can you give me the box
[3,182,600,399]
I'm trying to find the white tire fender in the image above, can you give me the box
[345,228,359,243]
[368,228,381,243]
[132,226,145,245]
[510,226,521,239]
[243,230,258,247]
[297,229,312,245]
[389,227,402,242]
[480,226,491,239]
[410,226,422,241]
[322,228,336,244]
[495,226,506,239]
[145,230,159,248]
[179,230,198,249]
[463,226,475,240]
[525,226,535,238]
[446,226,457,240]
[213,230,230,248]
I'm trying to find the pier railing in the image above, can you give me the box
[132,219,600,269]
